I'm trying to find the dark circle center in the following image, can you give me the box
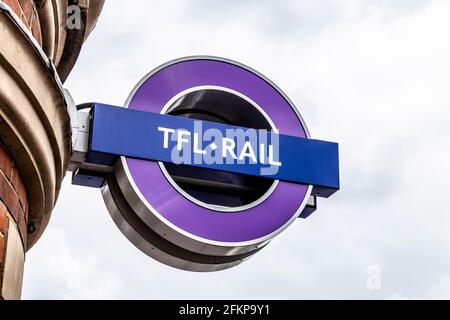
[163,89,275,209]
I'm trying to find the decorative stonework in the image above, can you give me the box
[0,144,28,248]
[0,0,105,300]
[2,0,106,82]
[0,143,27,300]
[3,0,41,45]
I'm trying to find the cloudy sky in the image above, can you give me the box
[21,0,450,299]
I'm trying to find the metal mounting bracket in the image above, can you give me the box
[64,90,111,187]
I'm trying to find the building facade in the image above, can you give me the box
[0,0,104,300]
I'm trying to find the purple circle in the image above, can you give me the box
[125,58,309,243]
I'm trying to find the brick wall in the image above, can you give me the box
[0,142,28,249]
[0,142,28,299]
[3,0,42,45]
[0,202,7,271]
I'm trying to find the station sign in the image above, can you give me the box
[69,57,340,271]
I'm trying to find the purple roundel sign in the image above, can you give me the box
[101,56,333,272]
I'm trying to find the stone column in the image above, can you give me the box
[0,143,28,300]
[0,0,104,299]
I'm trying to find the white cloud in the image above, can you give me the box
[23,226,123,299]
[21,0,450,299]
[422,274,450,299]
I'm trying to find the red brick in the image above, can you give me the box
[19,12,29,28]
[0,145,13,181]
[0,233,4,266]
[18,0,32,24]
[17,183,26,213]
[24,201,29,223]
[0,202,8,234]
[11,166,27,212]
[18,212,27,249]
[3,0,21,19]
[32,16,42,46]
[0,172,20,223]
[29,6,35,27]
[10,165,20,189]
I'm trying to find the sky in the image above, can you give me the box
[21,0,450,299]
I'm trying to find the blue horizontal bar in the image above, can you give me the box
[87,103,340,197]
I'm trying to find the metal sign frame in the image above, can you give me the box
[67,56,340,271]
